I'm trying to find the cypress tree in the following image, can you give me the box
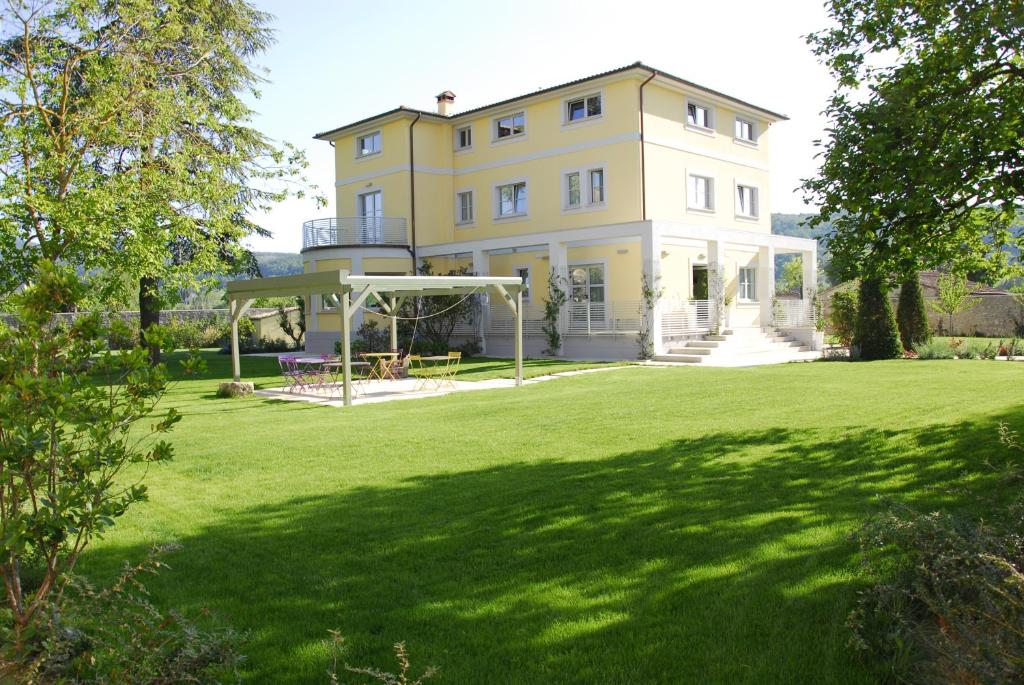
[896,274,931,351]
[853,278,903,360]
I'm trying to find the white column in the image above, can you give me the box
[548,240,569,354]
[759,245,776,328]
[640,226,664,356]
[802,247,818,300]
[472,249,489,354]
[707,238,725,332]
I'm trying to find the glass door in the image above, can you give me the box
[358,191,383,243]
[569,264,606,331]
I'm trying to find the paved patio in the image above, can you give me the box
[255,366,631,407]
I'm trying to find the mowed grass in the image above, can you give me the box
[412,355,627,381]
[77,352,1024,683]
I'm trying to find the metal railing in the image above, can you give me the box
[774,298,815,327]
[565,301,642,336]
[661,299,713,339]
[302,217,408,249]
[481,300,643,338]
[486,301,547,337]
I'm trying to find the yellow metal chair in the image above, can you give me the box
[439,351,462,389]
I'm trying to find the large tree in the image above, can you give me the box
[0,0,316,358]
[803,0,1024,281]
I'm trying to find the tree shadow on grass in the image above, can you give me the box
[82,408,1024,684]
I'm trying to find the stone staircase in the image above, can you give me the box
[654,327,820,366]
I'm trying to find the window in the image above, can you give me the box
[455,125,472,150]
[566,93,602,122]
[515,266,531,301]
[565,167,605,209]
[589,169,605,204]
[569,263,606,324]
[686,102,712,129]
[456,190,474,224]
[736,184,759,217]
[735,117,755,143]
[569,264,605,304]
[689,174,714,210]
[738,267,757,301]
[495,112,525,139]
[566,172,581,208]
[321,293,338,310]
[497,181,527,216]
[356,131,381,157]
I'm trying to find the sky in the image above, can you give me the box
[245,0,839,253]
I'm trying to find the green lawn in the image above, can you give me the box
[413,355,627,381]
[78,352,1024,683]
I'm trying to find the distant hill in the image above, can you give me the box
[255,252,303,277]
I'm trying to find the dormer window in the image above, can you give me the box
[566,94,601,123]
[356,131,381,157]
[495,112,525,140]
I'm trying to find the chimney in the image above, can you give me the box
[436,90,455,116]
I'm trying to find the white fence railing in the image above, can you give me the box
[485,301,547,337]
[565,300,642,336]
[774,298,815,328]
[660,299,713,339]
[480,300,643,338]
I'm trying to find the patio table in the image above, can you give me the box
[360,352,400,380]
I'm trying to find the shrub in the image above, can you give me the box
[957,344,979,359]
[828,288,859,346]
[0,262,197,658]
[849,422,1024,684]
[853,278,902,360]
[914,339,956,359]
[896,275,931,351]
[27,547,244,683]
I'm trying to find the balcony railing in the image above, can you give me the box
[302,217,408,249]
[774,298,816,328]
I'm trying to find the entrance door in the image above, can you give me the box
[358,191,383,243]
[691,265,710,326]
[691,265,709,300]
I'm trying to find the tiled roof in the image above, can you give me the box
[314,61,788,140]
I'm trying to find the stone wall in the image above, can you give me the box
[923,294,1023,338]
[820,292,1024,338]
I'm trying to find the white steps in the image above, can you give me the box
[654,327,820,367]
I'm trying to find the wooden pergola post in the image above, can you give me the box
[229,297,253,382]
[389,297,398,352]
[339,289,353,407]
[515,288,523,386]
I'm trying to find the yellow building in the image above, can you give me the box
[302,62,818,360]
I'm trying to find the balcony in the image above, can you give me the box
[302,217,409,250]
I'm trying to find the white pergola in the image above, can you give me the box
[225,270,526,406]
